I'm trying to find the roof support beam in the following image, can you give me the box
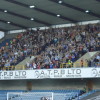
[34,8,77,23]
[0,19,27,29]
[0,28,8,32]
[96,0,100,2]
[49,0,100,18]
[5,0,77,23]
[0,9,51,26]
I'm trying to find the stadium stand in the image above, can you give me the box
[0,0,100,100]
[0,89,86,100]
[1,89,99,100]
[74,51,99,67]
[0,24,100,70]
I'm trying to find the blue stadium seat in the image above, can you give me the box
[0,89,96,100]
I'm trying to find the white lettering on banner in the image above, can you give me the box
[34,69,82,78]
[0,68,100,80]
[0,71,27,79]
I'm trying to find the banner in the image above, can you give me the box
[0,68,100,80]
[0,31,4,39]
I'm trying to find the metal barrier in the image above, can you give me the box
[73,61,88,68]
[2,60,89,71]
[60,63,73,68]
[3,65,26,70]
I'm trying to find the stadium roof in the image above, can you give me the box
[0,0,100,31]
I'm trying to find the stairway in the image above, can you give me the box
[74,51,100,67]
[15,56,35,70]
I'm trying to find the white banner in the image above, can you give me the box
[0,31,4,39]
[0,68,100,80]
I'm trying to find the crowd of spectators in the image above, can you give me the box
[87,53,100,67]
[26,24,100,69]
[0,23,100,70]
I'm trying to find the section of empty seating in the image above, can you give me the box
[0,90,85,100]
[0,90,24,100]
[75,90,96,100]
[88,95,100,100]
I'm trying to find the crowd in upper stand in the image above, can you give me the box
[0,23,100,70]
[27,23,100,69]
[87,53,100,67]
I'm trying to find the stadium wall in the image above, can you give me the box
[0,79,100,90]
